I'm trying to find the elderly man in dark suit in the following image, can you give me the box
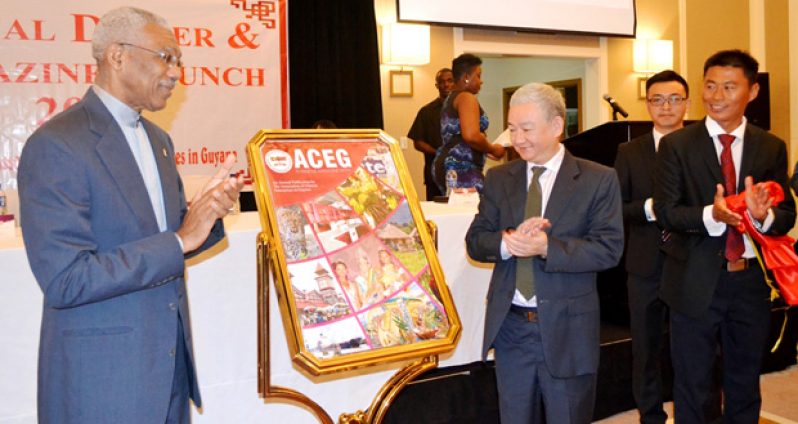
[654,49,795,423]
[466,82,624,424]
[614,70,689,424]
[18,7,243,423]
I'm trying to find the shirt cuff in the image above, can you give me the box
[500,239,512,260]
[175,233,185,252]
[749,208,775,233]
[644,198,657,222]
[703,205,726,236]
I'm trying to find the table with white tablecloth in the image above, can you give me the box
[0,202,492,423]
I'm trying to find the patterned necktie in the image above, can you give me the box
[719,134,744,261]
[515,166,546,300]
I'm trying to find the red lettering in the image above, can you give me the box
[0,64,10,83]
[195,28,214,47]
[200,67,219,85]
[15,63,36,83]
[84,63,97,84]
[222,68,242,86]
[56,63,79,83]
[36,97,57,126]
[174,27,191,46]
[4,20,29,40]
[173,27,215,47]
[42,63,52,83]
[72,14,99,42]
[33,20,55,41]
[246,68,265,87]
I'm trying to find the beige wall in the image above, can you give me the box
[376,0,795,197]
[685,0,750,119]
[607,0,682,120]
[480,57,587,141]
[766,0,790,143]
[375,0,453,199]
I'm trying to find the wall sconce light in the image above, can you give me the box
[382,22,430,97]
[633,39,673,98]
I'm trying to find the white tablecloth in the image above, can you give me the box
[0,203,492,423]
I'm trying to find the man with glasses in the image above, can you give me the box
[18,7,243,423]
[614,70,688,424]
[654,50,795,423]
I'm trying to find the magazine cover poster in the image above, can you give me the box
[248,131,460,375]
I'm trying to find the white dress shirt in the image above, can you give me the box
[93,86,168,233]
[701,116,773,259]
[502,144,566,307]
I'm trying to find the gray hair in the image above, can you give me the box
[509,82,566,122]
[91,7,170,62]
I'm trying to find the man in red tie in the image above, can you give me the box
[654,50,796,423]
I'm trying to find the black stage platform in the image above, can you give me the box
[382,306,798,423]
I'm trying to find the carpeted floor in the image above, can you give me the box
[596,362,798,424]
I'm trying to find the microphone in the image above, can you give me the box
[602,94,629,118]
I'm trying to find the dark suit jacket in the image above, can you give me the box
[614,132,663,277]
[653,120,796,318]
[19,88,224,423]
[465,151,624,378]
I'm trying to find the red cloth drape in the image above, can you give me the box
[725,181,798,305]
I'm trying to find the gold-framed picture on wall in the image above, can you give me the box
[247,129,461,376]
[389,70,413,97]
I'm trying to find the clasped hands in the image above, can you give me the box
[502,216,551,258]
[712,175,771,227]
[177,154,245,253]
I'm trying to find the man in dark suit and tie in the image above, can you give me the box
[466,82,624,423]
[654,50,795,423]
[18,7,244,423]
[614,70,689,424]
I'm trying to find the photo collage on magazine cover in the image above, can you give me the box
[262,139,451,359]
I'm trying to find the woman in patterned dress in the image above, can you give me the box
[433,53,505,193]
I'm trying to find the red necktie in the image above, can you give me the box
[719,134,744,261]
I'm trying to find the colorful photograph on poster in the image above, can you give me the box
[301,192,370,253]
[358,283,450,349]
[337,167,403,229]
[327,234,392,311]
[275,205,323,262]
[289,259,352,327]
[249,133,461,373]
[375,200,427,276]
[417,268,444,307]
[302,317,370,358]
[362,144,401,191]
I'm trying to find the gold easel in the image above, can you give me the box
[257,221,441,423]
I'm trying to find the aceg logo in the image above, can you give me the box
[264,149,292,173]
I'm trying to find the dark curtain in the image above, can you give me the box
[288,0,384,129]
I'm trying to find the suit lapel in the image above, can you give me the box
[696,122,724,184]
[506,160,528,226]
[643,133,657,166]
[738,125,758,192]
[85,90,160,234]
[544,150,579,221]
[642,133,657,188]
[141,120,181,230]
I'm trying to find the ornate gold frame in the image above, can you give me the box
[247,129,461,376]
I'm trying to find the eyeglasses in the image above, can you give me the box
[647,95,687,107]
[119,43,183,68]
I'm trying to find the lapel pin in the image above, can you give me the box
[162,148,168,157]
